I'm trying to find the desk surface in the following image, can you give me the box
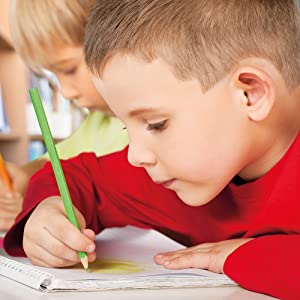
[0,276,276,300]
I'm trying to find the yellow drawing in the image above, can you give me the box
[73,258,147,274]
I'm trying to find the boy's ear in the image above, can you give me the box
[232,66,275,121]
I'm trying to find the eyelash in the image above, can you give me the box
[123,120,168,132]
[147,120,167,131]
[63,67,77,75]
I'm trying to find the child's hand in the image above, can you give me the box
[0,163,24,230]
[154,238,253,274]
[1,162,28,195]
[0,189,22,231]
[23,196,96,268]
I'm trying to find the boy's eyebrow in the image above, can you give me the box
[49,58,77,69]
[128,108,160,117]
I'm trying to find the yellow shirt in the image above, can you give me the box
[44,111,128,159]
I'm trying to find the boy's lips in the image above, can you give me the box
[87,106,99,112]
[154,179,176,188]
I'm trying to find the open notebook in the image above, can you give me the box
[0,226,235,292]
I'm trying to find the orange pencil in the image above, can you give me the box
[0,154,13,191]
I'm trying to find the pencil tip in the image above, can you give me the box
[80,256,89,270]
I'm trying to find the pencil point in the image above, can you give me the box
[80,256,89,270]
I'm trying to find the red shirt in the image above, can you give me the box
[4,132,300,300]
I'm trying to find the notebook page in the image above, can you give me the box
[33,227,235,290]
[0,227,235,291]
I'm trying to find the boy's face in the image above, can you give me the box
[45,45,111,114]
[93,55,251,206]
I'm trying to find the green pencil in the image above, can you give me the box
[29,87,88,271]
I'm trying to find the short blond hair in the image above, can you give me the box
[10,0,95,73]
[85,0,300,91]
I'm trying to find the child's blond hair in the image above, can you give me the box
[85,0,300,91]
[10,0,95,73]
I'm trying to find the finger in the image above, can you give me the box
[0,193,16,204]
[24,228,80,268]
[81,228,96,241]
[24,225,97,268]
[35,236,97,265]
[0,199,21,208]
[0,209,21,219]
[28,244,80,268]
[0,200,22,212]
[156,242,213,258]
[30,251,97,268]
[87,251,97,263]
[154,248,194,264]
[0,181,10,195]
[0,217,15,231]
[34,230,81,263]
[81,230,97,262]
[155,248,195,261]
[162,252,211,270]
[0,208,19,219]
[155,242,215,260]
[0,193,22,208]
[44,217,95,254]
[154,246,211,265]
[29,256,61,268]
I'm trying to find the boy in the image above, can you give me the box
[0,0,128,231]
[4,0,300,299]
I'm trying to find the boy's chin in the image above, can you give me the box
[176,190,213,207]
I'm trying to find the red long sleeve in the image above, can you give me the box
[225,235,300,300]
[4,133,300,299]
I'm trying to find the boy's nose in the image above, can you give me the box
[60,85,79,101]
[127,142,156,168]
[58,79,79,101]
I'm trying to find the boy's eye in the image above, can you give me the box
[147,120,167,131]
[62,67,78,75]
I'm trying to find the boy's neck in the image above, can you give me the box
[238,130,298,181]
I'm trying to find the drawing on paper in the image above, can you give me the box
[73,258,147,274]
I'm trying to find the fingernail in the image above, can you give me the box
[155,254,163,259]
[5,193,12,198]
[86,244,95,253]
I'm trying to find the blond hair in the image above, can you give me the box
[85,0,300,90]
[10,0,95,73]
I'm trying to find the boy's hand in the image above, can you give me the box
[23,196,96,268]
[154,238,253,274]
